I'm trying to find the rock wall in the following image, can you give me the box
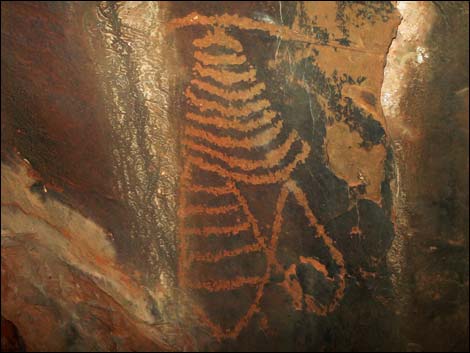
[1,1,468,351]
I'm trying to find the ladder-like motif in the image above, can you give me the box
[175,21,346,340]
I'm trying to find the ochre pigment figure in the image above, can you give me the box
[171,13,346,340]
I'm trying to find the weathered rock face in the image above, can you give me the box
[1,1,468,352]
[382,2,469,351]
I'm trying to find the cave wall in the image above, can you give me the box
[1,1,468,351]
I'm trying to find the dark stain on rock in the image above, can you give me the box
[1,318,25,352]
[361,90,377,107]
[342,98,386,147]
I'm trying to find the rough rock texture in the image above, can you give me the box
[382,2,469,351]
[1,1,468,351]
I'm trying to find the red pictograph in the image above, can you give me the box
[171,13,346,340]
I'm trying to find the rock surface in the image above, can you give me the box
[1,1,468,351]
